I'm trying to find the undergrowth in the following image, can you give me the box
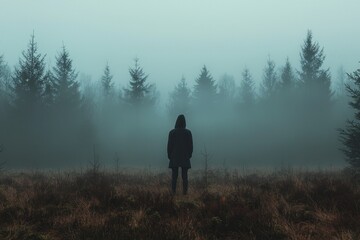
[0,169,359,240]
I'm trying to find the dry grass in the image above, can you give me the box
[0,168,359,240]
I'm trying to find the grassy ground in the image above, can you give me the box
[0,168,359,240]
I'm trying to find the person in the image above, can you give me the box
[167,114,193,195]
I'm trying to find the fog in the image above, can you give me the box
[1,0,360,98]
[0,1,359,169]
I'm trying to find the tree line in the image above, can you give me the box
[0,31,334,116]
[0,30,359,170]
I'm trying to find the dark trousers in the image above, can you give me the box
[171,167,188,195]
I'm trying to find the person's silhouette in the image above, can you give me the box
[167,114,193,195]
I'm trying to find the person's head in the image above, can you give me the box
[175,114,186,129]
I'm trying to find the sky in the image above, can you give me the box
[1,0,359,104]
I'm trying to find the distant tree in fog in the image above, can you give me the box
[43,69,55,107]
[239,68,256,107]
[101,63,114,98]
[218,74,236,103]
[123,58,156,107]
[279,58,295,92]
[80,74,96,113]
[298,30,333,105]
[339,66,360,170]
[193,65,217,107]
[167,76,191,116]
[0,55,11,107]
[0,55,5,75]
[12,34,46,110]
[260,58,278,100]
[52,46,81,110]
[336,66,347,98]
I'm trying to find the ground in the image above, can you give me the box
[0,168,359,240]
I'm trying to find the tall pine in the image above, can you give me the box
[279,58,295,92]
[298,30,333,106]
[124,58,155,107]
[339,66,360,170]
[12,34,46,110]
[167,76,191,116]
[260,58,278,100]
[193,65,217,107]
[52,46,81,111]
[101,63,114,98]
[239,68,256,107]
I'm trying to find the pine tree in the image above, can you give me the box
[0,55,11,116]
[52,46,81,110]
[0,55,9,87]
[339,66,360,170]
[218,74,236,102]
[12,34,46,109]
[0,55,11,103]
[298,30,333,105]
[43,69,54,107]
[0,55,5,99]
[239,68,256,107]
[336,66,347,97]
[101,63,114,98]
[193,65,217,107]
[260,58,277,100]
[279,58,295,92]
[167,76,191,116]
[124,58,155,107]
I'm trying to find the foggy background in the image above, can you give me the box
[0,0,359,170]
[1,0,360,98]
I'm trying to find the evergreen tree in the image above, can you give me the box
[336,66,347,98]
[79,74,96,113]
[167,76,191,116]
[339,66,360,170]
[0,55,4,74]
[0,55,11,117]
[0,55,11,103]
[218,74,236,102]
[298,30,333,104]
[239,68,256,106]
[12,34,46,109]
[101,63,114,98]
[0,55,10,86]
[193,65,217,107]
[42,69,55,107]
[124,58,155,107]
[279,58,295,92]
[52,46,81,110]
[260,58,278,100]
[0,55,5,100]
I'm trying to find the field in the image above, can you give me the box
[0,168,359,240]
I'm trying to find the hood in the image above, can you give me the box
[175,114,186,129]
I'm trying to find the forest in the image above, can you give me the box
[0,30,358,170]
[1,28,360,239]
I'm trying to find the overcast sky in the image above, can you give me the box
[1,0,359,103]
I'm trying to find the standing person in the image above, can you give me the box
[167,114,193,195]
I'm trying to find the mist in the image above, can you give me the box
[1,1,360,97]
[0,1,359,170]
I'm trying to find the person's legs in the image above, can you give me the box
[181,167,188,195]
[171,168,178,194]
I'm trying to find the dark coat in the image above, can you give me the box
[167,116,193,169]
